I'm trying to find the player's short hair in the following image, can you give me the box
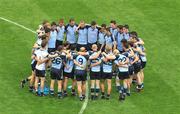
[45,27,51,33]
[92,44,97,49]
[117,25,123,29]
[41,40,47,48]
[70,44,76,51]
[110,20,116,24]
[105,45,112,52]
[69,18,75,22]
[57,45,63,52]
[121,39,128,43]
[123,24,129,29]
[91,21,96,26]
[63,41,70,47]
[80,47,86,52]
[106,27,111,32]
[41,35,46,40]
[51,22,57,26]
[59,19,64,23]
[130,31,138,38]
[42,20,49,25]
[101,24,106,28]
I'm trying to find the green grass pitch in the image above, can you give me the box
[0,0,180,114]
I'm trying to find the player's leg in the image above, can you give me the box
[82,81,86,100]
[71,71,76,96]
[50,69,56,96]
[90,71,95,100]
[134,63,143,90]
[77,81,83,101]
[63,72,69,97]
[71,79,76,96]
[123,79,128,96]
[115,76,120,92]
[100,72,106,99]
[57,70,63,98]
[95,79,100,99]
[40,77,45,96]
[140,62,146,88]
[100,79,105,99]
[57,80,63,98]
[21,76,32,88]
[90,80,95,100]
[106,79,112,100]
[29,71,35,92]
[34,76,39,96]
[50,79,55,96]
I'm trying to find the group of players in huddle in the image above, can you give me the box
[20,18,147,101]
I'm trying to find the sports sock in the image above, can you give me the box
[72,89,75,93]
[95,88,100,95]
[101,92,105,96]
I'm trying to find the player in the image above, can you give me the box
[48,22,57,53]
[65,18,78,48]
[121,39,135,95]
[76,20,88,51]
[89,44,102,100]
[100,45,116,100]
[20,35,47,91]
[122,24,130,40]
[98,24,106,51]
[63,44,77,96]
[130,31,146,88]
[56,19,65,48]
[114,49,129,101]
[110,20,118,38]
[73,47,89,101]
[87,21,99,50]
[104,28,117,50]
[116,25,124,53]
[34,40,49,96]
[49,46,66,98]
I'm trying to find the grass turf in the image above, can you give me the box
[0,0,180,114]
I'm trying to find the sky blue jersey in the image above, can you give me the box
[57,26,65,41]
[77,27,88,45]
[65,24,78,44]
[88,27,99,44]
[48,30,57,48]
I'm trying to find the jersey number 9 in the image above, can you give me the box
[78,58,83,65]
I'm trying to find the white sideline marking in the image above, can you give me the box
[78,81,89,114]
[0,16,89,114]
[0,17,36,34]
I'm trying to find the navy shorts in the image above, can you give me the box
[118,72,129,80]
[35,69,45,77]
[133,62,141,74]
[90,71,101,80]
[50,68,63,80]
[101,72,112,79]
[56,40,63,49]
[76,44,88,51]
[75,70,87,81]
[31,61,37,71]
[63,71,74,79]
[141,62,146,69]
[128,65,134,75]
